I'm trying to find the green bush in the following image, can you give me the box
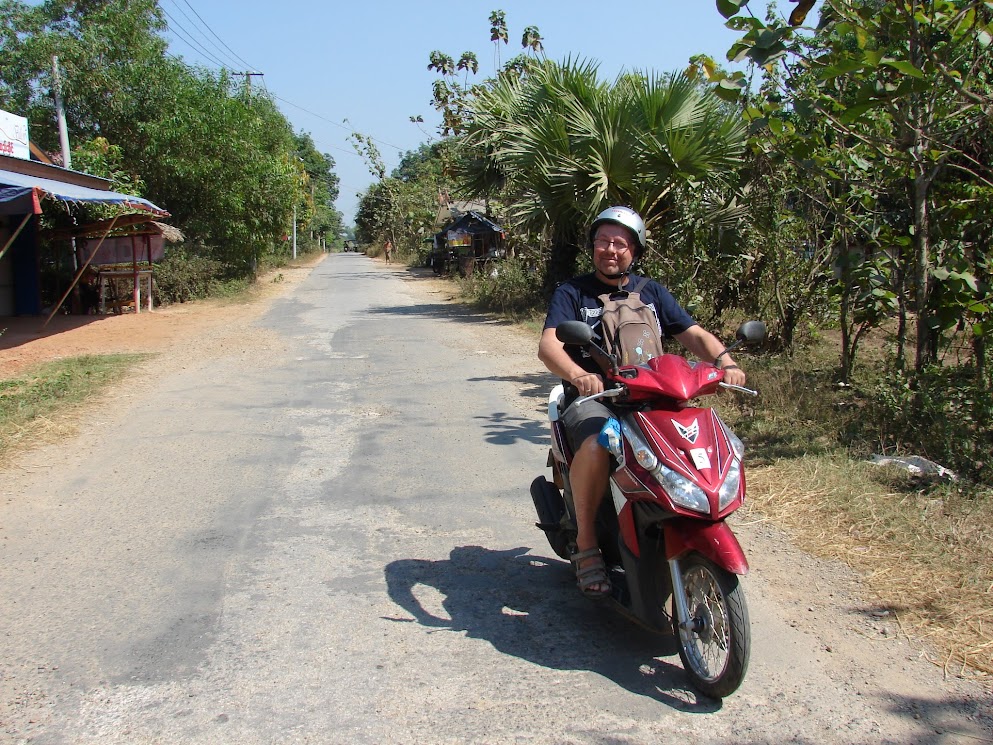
[855,365,993,484]
[462,258,545,317]
[154,247,226,303]
[713,339,993,486]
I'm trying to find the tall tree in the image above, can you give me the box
[459,59,747,287]
[711,0,993,371]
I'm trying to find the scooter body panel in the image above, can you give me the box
[635,408,737,498]
[662,518,750,575]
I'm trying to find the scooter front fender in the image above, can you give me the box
[662,518,749,575]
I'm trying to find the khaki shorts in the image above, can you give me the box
[561,398,613,452]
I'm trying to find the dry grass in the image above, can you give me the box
[746,456,993,678]
[0,354,148,466]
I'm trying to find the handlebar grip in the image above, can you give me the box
[719,381,758,397]
[573,387,625,406]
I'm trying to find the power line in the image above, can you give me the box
[160,6,230,69]
[270,94,404,153]
[161,0,245,70]
[176,0,258,73]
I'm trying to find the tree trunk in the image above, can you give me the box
[912,169,934,371]
[895,258,908,371]
[839,237,853,383]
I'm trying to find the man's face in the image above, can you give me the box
[593,223,636,280]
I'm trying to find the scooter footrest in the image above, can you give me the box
[535,522,561,532]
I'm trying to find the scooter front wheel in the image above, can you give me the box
[675,553,750,698]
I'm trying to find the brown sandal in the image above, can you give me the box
[571,547,612,599]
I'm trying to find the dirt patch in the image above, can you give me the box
[0,256,325,380]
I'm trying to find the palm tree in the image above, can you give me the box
[458,58,748,286]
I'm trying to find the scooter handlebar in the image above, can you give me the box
[572,387,626,407]
[719,381,758,397]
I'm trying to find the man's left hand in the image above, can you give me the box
[721,365,747,387]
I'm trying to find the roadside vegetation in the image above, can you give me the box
[1,0,343,307]
[0,354,147,463]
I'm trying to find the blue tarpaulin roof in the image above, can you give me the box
[0,168,167,216]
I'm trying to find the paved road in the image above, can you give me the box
[0,254,988,744]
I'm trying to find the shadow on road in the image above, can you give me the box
[468,372,551,406]
[472,411,548,446]
[383,544,722,712]
[365,301,517,330]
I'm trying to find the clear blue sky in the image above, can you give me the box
[161,0,773,227]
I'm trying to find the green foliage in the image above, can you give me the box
[698,0,993,472]
[354,140,457,260]
[460,256,545,317]
[294,131,343,245]
[460,59,747,288]
[713,0,993,372]
[854,365,993,484]
[71,137,145,195]
[153,247,226,303]
[136,67,299,272]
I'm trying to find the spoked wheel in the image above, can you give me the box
[675,553,750,699]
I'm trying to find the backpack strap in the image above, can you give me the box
[623,275,650,294]
[597,275,649,304]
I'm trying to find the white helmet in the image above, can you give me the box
[589,206,646,256]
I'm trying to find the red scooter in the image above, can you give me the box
[530,320,765,698]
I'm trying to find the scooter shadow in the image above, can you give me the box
[383,545,722,712]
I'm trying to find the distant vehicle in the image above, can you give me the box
[430,211,505,276]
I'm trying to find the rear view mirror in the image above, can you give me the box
[736,321,767,344]
[556,320,594,346]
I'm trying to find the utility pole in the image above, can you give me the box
[51,56,71,170]
[292,205,297,260]
[237,71,264,95]
[51,54,80,278]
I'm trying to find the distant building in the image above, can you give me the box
[429,210,505,276]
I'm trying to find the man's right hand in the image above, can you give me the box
[571,372,604,397]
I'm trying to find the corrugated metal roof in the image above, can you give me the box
[0,168,167,216]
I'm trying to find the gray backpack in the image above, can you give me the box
[598,276,666,366]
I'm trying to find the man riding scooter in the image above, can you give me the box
[537,206,747,598]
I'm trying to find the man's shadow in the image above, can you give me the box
[383,545,722,711]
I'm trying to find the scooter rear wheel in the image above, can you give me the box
[529,476,572,560]
[676,553,750,699]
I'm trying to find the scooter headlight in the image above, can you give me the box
[718,457,742,511]
[657,463,710,514]
[621,420,658,471]
[726,429,745,460]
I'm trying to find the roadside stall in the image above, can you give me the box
[0,153,168,323]
[43,216,182,315]
[433,211,505,277]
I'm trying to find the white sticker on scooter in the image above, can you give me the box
[689,448,711,470]
[672,418,699,444]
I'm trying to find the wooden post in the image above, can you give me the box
[43,215,119,328]
[145,235,153,311]
[131,234,140,312]
[0,213,32,264]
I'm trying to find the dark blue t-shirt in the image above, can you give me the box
[543,273,696,375]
